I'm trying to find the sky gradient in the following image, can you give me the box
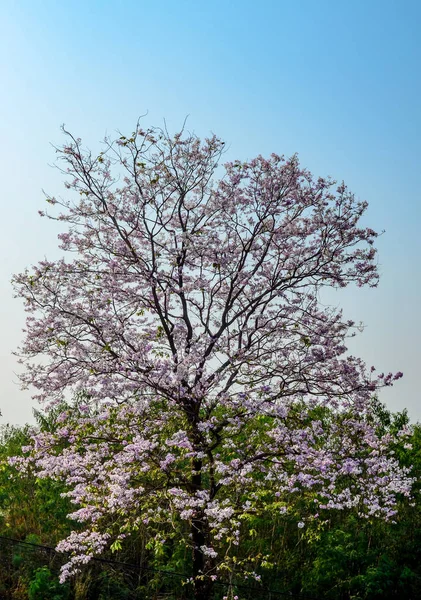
[1,0,420,423]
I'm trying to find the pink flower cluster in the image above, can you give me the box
[12,124,412,584]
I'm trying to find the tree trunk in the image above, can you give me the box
[192,516,213,599]
[191,458,213,600]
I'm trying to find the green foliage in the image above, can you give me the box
[28,567,70,600]
[0,400,421,598]
[0,426,72,540]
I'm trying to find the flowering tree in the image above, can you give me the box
[13,124,411,599]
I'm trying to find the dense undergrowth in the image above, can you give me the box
[1,401,420,600]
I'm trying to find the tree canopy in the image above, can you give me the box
[12,124,411,599]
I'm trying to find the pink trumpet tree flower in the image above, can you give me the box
[12,124,411,599]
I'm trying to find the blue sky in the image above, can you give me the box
[1,0,420,423]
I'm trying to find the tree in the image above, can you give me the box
[13,123,411,599]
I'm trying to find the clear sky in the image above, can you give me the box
[0,0,420,424]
